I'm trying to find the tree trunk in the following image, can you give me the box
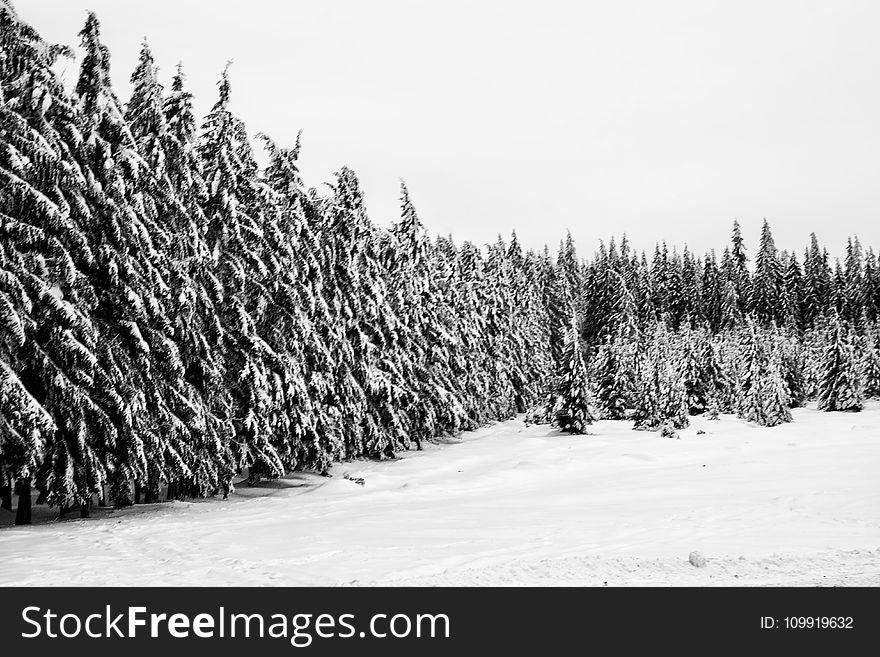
[80,501,90,518]
[0,478,11,511]
[143,472,157,503]
[133,480,141,505]
[14,477,32,526]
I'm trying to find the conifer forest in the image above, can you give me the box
[2,2,879,529]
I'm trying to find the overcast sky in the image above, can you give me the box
[19,0,880,259]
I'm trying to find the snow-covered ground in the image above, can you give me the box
[2,402,879,586]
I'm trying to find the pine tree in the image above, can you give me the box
[664,249,687,329]
[801,233,831,328]
[735,320,792,426]
[728,220,751,316]
[817,315,864,412]
[752,219,784,325]
[256,133,329,472]
[632,355,662,431]
[158,62,230,500]
[552,317,593,434]
[539,247,568,372]
[863,250,880,322]
[862,329,880,399]
[680,326,710,414]
[705,394,720,421]
[760,349,792,427]
[556,231,582,321]
[843,237,865,326]
[385,181,467,446]
[199,63,278,484]
[125,39,166,171]
[777,330,806,408]
[632,325,688,430]
[657,357,690,429]
[594,336,629,420]
[782,252,803,331]
[679,247,701,326]
[719,274,742,330]
[701,251,724,332]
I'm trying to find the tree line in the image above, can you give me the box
[1,4,878,524]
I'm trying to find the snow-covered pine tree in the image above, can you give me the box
[737,320,768,424]
[632,353,662,431]
[125,39,235,502]
[800,316,828,401]
[680,325,710,414]
[0,224,57,522]
[728,220,751,317]
[198,63,279,485]
[719,273,742,331]
[6,5,203,515]
[582,240,618,344]
[125,39,165,171]
[841,237,866,328]
[556,231,582,321]
[73,12,146,508]
[632,323,688,430]
[714,332,741,412]
[703,332,729,404]
[864,251,880,323]
[163,63,205,202]
[782,252,803,331]
[760,347,792,427]
[385,181,467,446]
[539,246,568,373]
[801,233,831,328]
[1,4,66,522]
[513,242,554,414]
[552,316,593,434]
[255,133,327,473]
[158,63,230,500]
[679,247,702,327]
[593,335,629,420]
[634,252,656,324]
[481,237,520,419]
[501,232,541,412]
[447,240,496,427]
[663,249,687,330]
[776,329,806,408]
[817,314,864,412]
[700,251,724,333]
[649,243,670,319]
[633,355,662,431]
[705,394,721,420]
[74,12,214,508]
[315,167,412,457]
[862,328,880,399]
[751,219,784,325]
[657,356,690,430]
[831,259,846,315]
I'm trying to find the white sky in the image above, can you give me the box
[19,0,880,259]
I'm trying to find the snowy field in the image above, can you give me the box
[1,402,879,587]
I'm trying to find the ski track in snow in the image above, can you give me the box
[1,402,879,586]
